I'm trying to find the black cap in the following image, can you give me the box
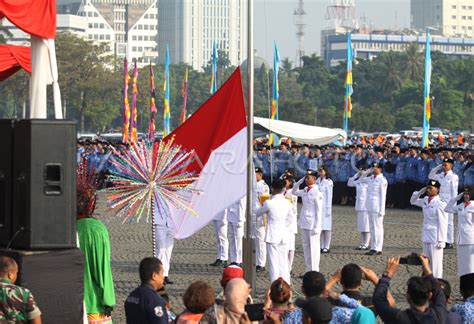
[295,297,333,323]
[358,164,369,171]
[427,179,441,188]
[306,169,318,176]
[443,158,455,164]
[271,179,286,191]
[371,162,383,169]
[284,168,295,176]
[255,167,263,174]
[400,148,408,153]
[421,149,430,155]
[374,147,384,153]
[281,174,294,181]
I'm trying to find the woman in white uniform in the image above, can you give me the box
[347,165,371,250]
[445,186,474,276]
[318,165,334,253]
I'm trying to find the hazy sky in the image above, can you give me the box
[255,0,411,64]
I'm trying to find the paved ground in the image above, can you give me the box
[96,195,460,323]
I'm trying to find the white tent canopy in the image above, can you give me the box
[254,117,346,145]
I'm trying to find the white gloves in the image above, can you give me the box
[418,187,427,195]
[436,242,445,249]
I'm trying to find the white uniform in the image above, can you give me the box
[212,209,229,262]
[254,179,270,268]
[429,166,459,244]
[284,189,298,272]
[318,177,334,250]
[360,173,388,252]
[411,191,448,278]
[154,212,175,277]
[292,178,323,272]
[227,197,246,264]
[446,197,474,276]
[255,193,294,283]
[348,172,370,247]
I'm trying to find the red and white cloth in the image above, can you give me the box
[163,68,248,239]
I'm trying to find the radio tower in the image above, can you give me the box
[294,0,306,67]
[325,0,358,30]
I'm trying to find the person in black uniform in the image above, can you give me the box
[125,257,169,324]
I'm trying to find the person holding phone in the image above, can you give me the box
[445,186,474,276]
[410,179,448,278]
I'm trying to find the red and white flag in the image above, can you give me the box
[163,67,247,239]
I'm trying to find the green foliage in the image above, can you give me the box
[0,32,472,133]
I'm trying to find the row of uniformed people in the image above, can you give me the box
[254,145,474,207]
[411,180,474,279]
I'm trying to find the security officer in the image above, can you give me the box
[406,147,419,197]
[227,196,246,266]
[254,167,270,272]
[255,179,294,283]
[210,209,229,267]
[292,169,323,272]
[394,148,408,208]
[360,162,388,255]
[429,157,459,249]
[464,155,474,187]
[410,180,447,278]
[415,149,431,190]
[125,257,168,324]
[347,165,370,250]
[445,186,474,276]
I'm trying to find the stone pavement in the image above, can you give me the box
[96,196,460,323]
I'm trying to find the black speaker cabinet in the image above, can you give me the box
[0,248,84,323]
[0,120,14,246]
[11,120,77,249]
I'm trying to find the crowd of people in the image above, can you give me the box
[128,254,474,323]
[2,132,474,323]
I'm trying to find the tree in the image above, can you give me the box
[55,33,119,132]
[402,43,423,82]
[374,51,404,95]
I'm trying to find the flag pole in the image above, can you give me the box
[243,0,256,292]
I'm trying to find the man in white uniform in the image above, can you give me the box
[210,209,229,267]
[154,211,175,285]
[360,162,388,255]
[429,157,459,249]
[255,179,294,283]
[410,180,448,278]
[282,174,298,273]
[227,196,246,266]
[292,169,323,272]
[254,167,270,272]
[347,165,370,250]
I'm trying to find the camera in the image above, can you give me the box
[399,253,422,265]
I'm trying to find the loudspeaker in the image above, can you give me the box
[0,120,14,246]
[0,248,84,323]
[11,120,77,249]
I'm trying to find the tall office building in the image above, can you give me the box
[411,0,474,37]
[158,0,246,71]
[74,0,158,65]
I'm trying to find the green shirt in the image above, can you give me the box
[77,218,116,314]
[0,278,41,322]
